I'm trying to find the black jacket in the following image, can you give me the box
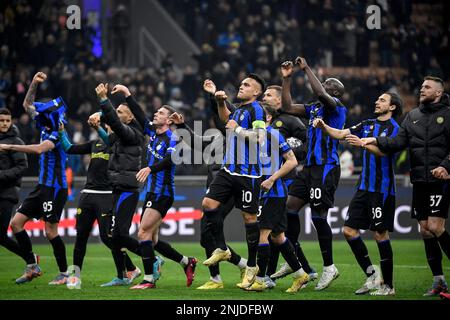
[377,94,450,184]
[0,125,28,202]
[100,99,145,192]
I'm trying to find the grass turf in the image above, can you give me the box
[0,240,448,300]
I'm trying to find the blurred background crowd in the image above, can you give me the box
[0,0,448,177]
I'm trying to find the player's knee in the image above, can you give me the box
[243,213,257,224]
[374,230,389,242]
[343,226,359,239]
[419,225,433,238]
[10,220,22,233]
[45,227,58,240]
[427,224,444,237]
[137,228,152,241]
[202,198,219,211]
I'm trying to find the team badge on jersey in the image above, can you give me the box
[275,120,283,128]
[240,114,245,121]
[156,144,162,151]
[437,116,444,124]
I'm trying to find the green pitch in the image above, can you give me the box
[0,240,448,300]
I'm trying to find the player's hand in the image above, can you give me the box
[136,167,151,183]
[32,72,47,83]
[313,118,325,129]
[226,119,238,131]
[0,144,11,152]
[431,166,449,180]
[280,61,294,78]
[111,84,131,97]
[88,112,101,129]
[58,121,65,132]
[345,134,363,147]
[360,137,377,147]
[203,79,217,95]
[295,57,308,70]
[95,83,109,100]
[169,112,185,125]
[261,178,275,192]
[214,90,228,103]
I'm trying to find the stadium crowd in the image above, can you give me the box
[0,0,449,175]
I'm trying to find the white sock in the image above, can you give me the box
[144,274,154,282]
[256,276,264,282]
[292,268,305,278]
[237,258,247,269]
[434,275,445,282]
[211,275,222,283]
[180,256,189,266]
[323,264,335,272]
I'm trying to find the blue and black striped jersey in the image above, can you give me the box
[350,118,400,196]
[38,130,67,189]
[261,126,291,198]
[144,122,177,197]
[223,101,266,178]
[305,98,347,167]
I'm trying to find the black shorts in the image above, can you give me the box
[288,165,340,212]
[17,185,68,223]
[345,190,395,232]
[412,182,450,221]
[205,169,260,214]
[258,197,287,234]
[76,192,113,236]
[143,192,174,218]
[110,191,139,237]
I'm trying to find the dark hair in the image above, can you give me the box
[266,85,282,96]
[160,104,177,115]
[261,103,278,119]
[385,92,403,118]
[424,76,444,87]
[248,73,266,94]
[0,108,11,116]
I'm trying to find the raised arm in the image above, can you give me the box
[280,61,306,117]
[169,112,213,152]
[313,118,350,140]
[95,83,140,144]
[111,84,149,129]
[295,57,337,110]
[215,91,232,122]
[23,72,47,119]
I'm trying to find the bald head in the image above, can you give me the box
[323,78,345,98]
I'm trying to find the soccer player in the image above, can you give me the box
[246,103,309,293]
[0,108,28,261]
[170,79,247,290]
[279,58,347,290]
[261,85,317,286]
[58,122,142,289]
[91,83,145,287]
[362,76,450,296]
[0,72,69,285]
[110,84,197,289]
[314,92,403,295]
[201,74,267,289]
